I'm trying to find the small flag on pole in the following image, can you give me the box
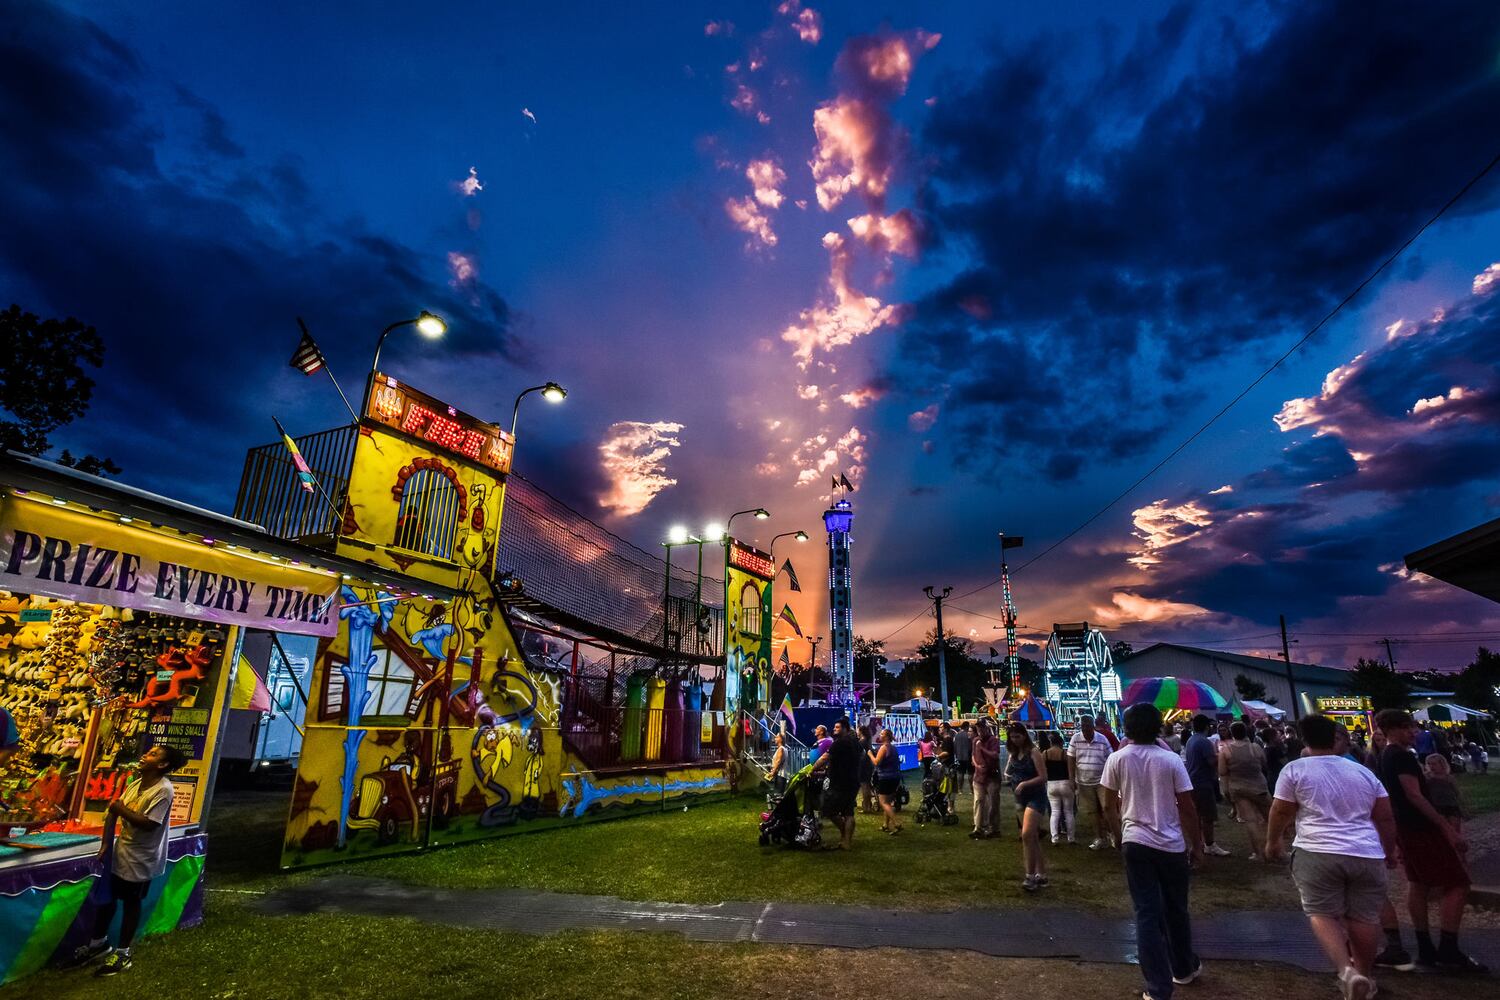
[780,558,801,592]
[778,693,797,734]
[272,417,317,494]
[989,646,1000,658]
[839,473,854,492]
[830,474,839,491]
[778,647,790,671]
[777,604,802,637]
[289,327,325,375]
[1002,535,1025,549]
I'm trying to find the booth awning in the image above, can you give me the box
[0,452,460,633]
[1241,699,1286,719]
[1414,703,1492,723]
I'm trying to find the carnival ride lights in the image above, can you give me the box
[823,496,855,708]
[1043,622,1115,722]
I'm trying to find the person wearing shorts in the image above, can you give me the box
[1377,709,1486,973]
[815,718,861,850]
[1266,714,1396,1000]
[869,727,904,835]
[1183,715,1228,857]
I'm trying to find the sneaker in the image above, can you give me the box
[969,830,985,839]
[1373,944,1414,972]
[1051,836,1061,845]
[1022,875,1040,892]
[1035,874,1049,886]
[67,940,111,967]
[1248,852,1260,861]
[1434,951,1489,974]
[1204,844,1231,857]
[1089,838,1108,850]
[1345,972,1373,1000]
[94,952,132,977]
[1172,960,1203,985]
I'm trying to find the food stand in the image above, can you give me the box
[1312,695,1375,739]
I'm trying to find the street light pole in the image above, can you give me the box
[365,311,447,412]
[924,585,953,721]
[511,382,568,439]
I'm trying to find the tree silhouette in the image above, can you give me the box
[0,305,117,473]
[1346,657,1411,711]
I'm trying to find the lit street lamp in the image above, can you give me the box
[365,311,447,410]
[511,381,568,438]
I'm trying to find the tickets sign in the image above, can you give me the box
[0,498,340,636]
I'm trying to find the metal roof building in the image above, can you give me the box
[1115,643,1351,719]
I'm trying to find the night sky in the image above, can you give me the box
[4,1,1499,670]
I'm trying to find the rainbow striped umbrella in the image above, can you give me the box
[1122,676,1230,713]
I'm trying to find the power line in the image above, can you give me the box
[949,147,1500,605]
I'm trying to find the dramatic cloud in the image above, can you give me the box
[596,420,684,517]
[780,232,900,364]
[1474,263,1500,295]
[1094,592,1213,626]
[447,251,478,289]
[897,2,1500,482]
[791,425,866,487]
[908,404,938,431]
[724,196,777,248]
[0,3,519,504]
[810,30,938,212]
[1098,271,1500,651]
[746,157,786,209]
[838,384,886,409]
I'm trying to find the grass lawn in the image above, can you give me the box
[208,783,1301,914]
[2,897,1479,1000]
[1458,772,1500,817]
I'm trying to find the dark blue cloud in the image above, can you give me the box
[0,2,520,506]
[896,0,1500,481]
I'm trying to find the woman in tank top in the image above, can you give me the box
[1042,731,1075,845]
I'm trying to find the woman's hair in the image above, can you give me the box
[1229,721,1248,741]
[1006,724,1034,754]
[774,732,784,746]
[1048,732,1064,749]
[879,728,894,743]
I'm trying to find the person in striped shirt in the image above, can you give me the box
[1069,714,1115,849]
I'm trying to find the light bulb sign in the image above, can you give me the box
[366,372,513,473]
[727,540,774,581]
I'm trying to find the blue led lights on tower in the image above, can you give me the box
[823,495,855,708]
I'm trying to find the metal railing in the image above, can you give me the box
[233,424,356,540]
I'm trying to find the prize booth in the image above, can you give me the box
[0,453,448,984]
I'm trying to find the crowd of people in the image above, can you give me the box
[763,707,1492,997]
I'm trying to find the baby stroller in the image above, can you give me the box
[759,763,822,848]
[915,759,958,825]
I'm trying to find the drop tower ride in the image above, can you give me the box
[823,492,855,709]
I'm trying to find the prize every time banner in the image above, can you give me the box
[0,498,340,636]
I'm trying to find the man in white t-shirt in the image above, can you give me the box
[1101,703,1204,1000]
[75,743,187,977]
[1267,715,1397,1000]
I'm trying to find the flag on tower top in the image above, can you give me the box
[989,646,1000,658]
[289,325,325,375]
[839,473,854,492]
[1002,535,1024,549]
[780,558,801,592]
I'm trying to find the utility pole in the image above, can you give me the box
[1381,638,1398,671]
[924,585,952,720]
[1279,614,1300,720]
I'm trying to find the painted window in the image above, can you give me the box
[740,581,762,637]
[364,645,417,720]
[393,468,461,559]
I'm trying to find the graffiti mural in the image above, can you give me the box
[280,402,729,867]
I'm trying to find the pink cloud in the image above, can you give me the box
[1128,499,1215,569]
[793,425,867,486]
[839,385,886,408]
[447,251,477,289]
[704,20,734,37]
[724,196,777,248]
[908,404,938,431]
[746,157,786,208]
[452,166,483,197]
[596,420,684,517]
[780,232,901,365]
[810,97,890,211]
[1474,262,1500,295]
[847,209,922,258]
[797,384,820,399]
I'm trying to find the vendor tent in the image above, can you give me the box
[1241,699,1285,719]
[1413,703,1491,723]
[886,697,944,714]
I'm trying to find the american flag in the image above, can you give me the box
[289,322,324,375]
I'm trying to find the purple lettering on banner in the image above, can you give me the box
[4,531,41,575]
[38,536,72,582]
[237,581,255,614]
[68,543,93,586]
[86,549,118,589]
[115,553,140,593]
[154,562,176,598]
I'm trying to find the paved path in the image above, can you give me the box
[254,875,1500,973]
